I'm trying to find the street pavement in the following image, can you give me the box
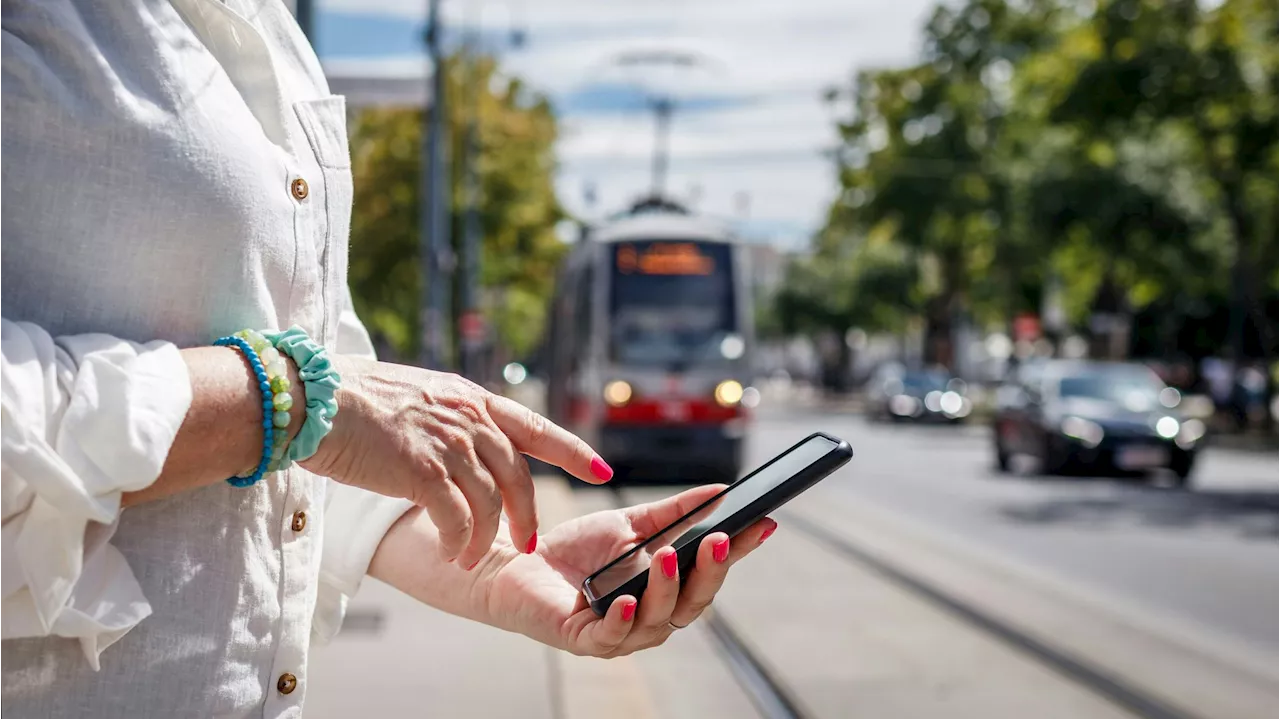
[304,395,1277,719]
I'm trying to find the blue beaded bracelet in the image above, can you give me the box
[213,335,275,487]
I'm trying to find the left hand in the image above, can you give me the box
[479,484,777,658]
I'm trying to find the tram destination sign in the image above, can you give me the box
[616,242,715,276]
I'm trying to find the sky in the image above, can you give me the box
[317,0,939,249]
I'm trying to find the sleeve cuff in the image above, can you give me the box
[312,482,412,643]
[1,326,190,667]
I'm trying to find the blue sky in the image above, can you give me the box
[317,0,938,248]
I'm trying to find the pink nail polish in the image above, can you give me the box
[661,551,678,579]
[759,521,777,544]
[590,455,614,482]
[621,601,637,621]
[466,560,479,571]
[525,534,538,554]
[713,538,730,563]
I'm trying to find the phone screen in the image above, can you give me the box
[585,434,840,598]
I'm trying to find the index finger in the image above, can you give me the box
[486,395,612,484]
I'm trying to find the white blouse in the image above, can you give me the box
[1,1,413,716]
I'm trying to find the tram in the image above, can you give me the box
[544,200,756,482]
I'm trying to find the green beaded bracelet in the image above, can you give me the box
[232,329,295,472]
[261,325,341,470]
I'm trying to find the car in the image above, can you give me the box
[992,360,1205,484]
[868,364,972,423]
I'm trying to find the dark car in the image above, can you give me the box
[868,364,972,423]
[992,361,1205,484]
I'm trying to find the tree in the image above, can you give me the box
[822,0,1057,367]
[1044,0,1278,360]
[346,54,566,364]
[805,0,1277,370]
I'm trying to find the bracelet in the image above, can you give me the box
[233,330,296,472]
[261,326,340,469]
[212,335,277,487]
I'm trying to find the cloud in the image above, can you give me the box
[319,0,937,246]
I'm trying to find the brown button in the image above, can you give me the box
[291,510,307,533]
[290,177,309,201]
[277,673,298,695]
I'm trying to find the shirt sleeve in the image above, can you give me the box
[0,319,192,669]
[311,288,413,645]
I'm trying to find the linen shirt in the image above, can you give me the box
[1,1,414,716]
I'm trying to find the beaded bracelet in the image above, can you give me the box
[212,335,277,487]
[233,329,296,472]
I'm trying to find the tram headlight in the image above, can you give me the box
[603,380,632,407]
[714,380,744,407]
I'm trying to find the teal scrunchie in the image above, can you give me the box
[262,325,341,469]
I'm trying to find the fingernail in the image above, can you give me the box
[525,533,538,554]
[713,538,730,563]
[466,560,479,571]
[621,601,637,621]
[662,550,678,579]
[590,455,614,482]
[759,521,777,544]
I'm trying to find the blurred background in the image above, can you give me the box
[294,0,1278,717]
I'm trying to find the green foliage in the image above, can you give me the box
[786,0,1277,363]
[347,54,565,362]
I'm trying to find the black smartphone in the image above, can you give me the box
[581,432,853,615]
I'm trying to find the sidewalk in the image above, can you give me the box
[301,476,1277,719]
[304,479,660,719]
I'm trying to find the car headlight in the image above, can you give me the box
[939,391,964,416]
[924,391,943,412]
[890,394,921,416]
[1061,416,1104,448]
[603,380,632,407]
[714,380,744,407]
[1176,418,1206,449]
[1155,416,1180,439]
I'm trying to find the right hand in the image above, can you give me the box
[301,356,612,568]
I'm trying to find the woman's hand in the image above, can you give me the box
[477,485,777,657]
[303,356,612,568]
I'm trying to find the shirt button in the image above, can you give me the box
[291,510,307,533]
[277,673,298,695]
[290,177,309,201]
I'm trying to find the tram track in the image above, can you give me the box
[607,485,1210,719]
[776,508,1203,719]
[608,487,809,719]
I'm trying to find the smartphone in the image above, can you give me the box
[582,432,853,615]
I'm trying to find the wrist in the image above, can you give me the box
[472,540,529,632]
[300,353,362,477]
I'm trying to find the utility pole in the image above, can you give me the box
[420,0,452,369]
[459,30,482,380]
[294,0,314,44]
[650,97,673,198]
[457,6,525,381]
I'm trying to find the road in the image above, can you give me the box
[750,401,1277,661]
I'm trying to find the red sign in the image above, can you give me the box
[459,311,486,342]
[1013,313,1041,341]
